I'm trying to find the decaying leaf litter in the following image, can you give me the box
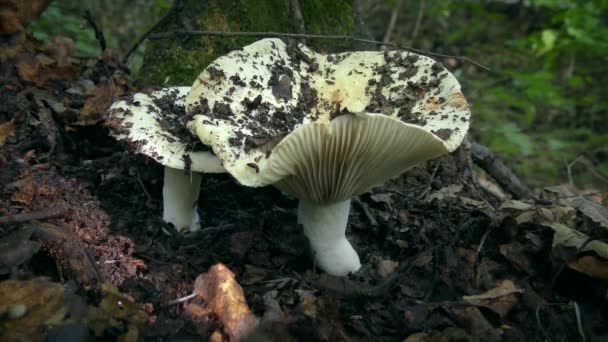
[1,3,607,341]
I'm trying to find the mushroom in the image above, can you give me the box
[108,87,224,233]
[187,39,471,275]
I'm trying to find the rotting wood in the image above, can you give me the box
[0,205,68,225]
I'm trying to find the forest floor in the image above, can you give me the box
[1,17,607,342]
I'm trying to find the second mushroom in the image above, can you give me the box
[187,39,471,276]
[108,87,225,233]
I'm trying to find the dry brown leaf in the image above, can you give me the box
[0,0,49,34]
[462,280,523,317]
[15,53,41,83]
[48,36,74,66]
[545,185,608,230]
[567,255,608,281]
[445,306,501,342]
[499,242,534,275]
[0,119,16,147]
[193,263,259,341]
[78,79,116,126]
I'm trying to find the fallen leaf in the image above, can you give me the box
[499,242,534,275]
[500,200,534,212]
[0,120,16,147]
[445,306,501,342]
[427,184,463,202]
[376,259,399,279]
[462,280,523,317]
[545,185,608,230]
[15,53,41,83]
[567,255,608,281]
[192,263,259,341]
[78,79,116,126]
[48,36,74,66]
[547,222,608,259]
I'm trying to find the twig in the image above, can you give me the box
[168,291,198,305]
[566,155,584,186]
[83,10,106,52]
[410,0,426,41]
[572,301,586,342]
[135,171,152,203]
[0,206,68,225]
[417,162,440,200]
[352,197,378,226]
[476,226,496,254]
[470,141,533,199]
[383,0,403,44]
[535,304,551,342]
[147,30,490,71]
[123,0,182,65]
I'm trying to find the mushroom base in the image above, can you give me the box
[162,167,203,233]
[298,199,361,276]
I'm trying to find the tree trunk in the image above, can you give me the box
[138,0,361,86]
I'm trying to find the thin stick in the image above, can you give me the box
[566,155,584,186]
[147,30,490,71]
[572,301,586,342]
[352,197,378,226]
[168,292,198,305]
[417,162,440,200]
[83,10,106,52]
[0,206,68,225]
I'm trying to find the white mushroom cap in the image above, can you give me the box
[187,39,470,202]
[109,87,224,173]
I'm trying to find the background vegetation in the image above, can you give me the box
[27,0,608,190]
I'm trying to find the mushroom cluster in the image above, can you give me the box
[187,39,471,276]
[108,87,225,233]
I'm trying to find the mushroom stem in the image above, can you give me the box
[298,199,361,276]
[162,166,203,232]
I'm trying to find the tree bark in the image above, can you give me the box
[138,0,359,86]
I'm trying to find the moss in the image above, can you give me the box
[137,0,357,86]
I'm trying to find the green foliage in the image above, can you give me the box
[426,0,608,187]
[27,4,101,55]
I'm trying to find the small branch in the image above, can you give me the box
[0,206,68,225]
[83,10,106,52]
[417,162,440,200]
[566,155,584,186]
[123,0,182,65]
[470,141,533,199]
[147,30,490,72]
[383,0,403,44]
[410,0,426,41]
[168,291,198,305]
[352,197,378,226]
